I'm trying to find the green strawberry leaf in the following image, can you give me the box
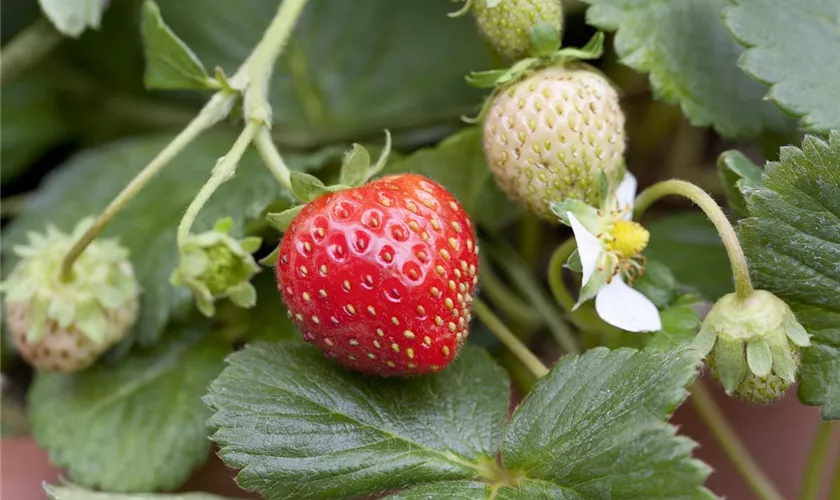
[382,128,521,229]
[645,212,731,300]
[140,0,217,90]
[717,150,764,216]
[724,0,840,134]
[29,326,229,492]
[1,132,327,346]
[635,260,678,309]
[737,132,840,419]
[581,0,791,139]
[503,347,711,499]
[648,295,703,349]
[207,340,712,498]
[38,0,106,37]
[44,484,240,500]
[205,343,509,500]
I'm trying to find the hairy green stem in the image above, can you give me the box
[243,0,310,123]
[690,380,785,500]
[473,298,548,379]
[633,179,754,300]
[0,18,63,84]
[254,128,294,192]
[801,422,837,500]
[479,259,542,330]
[60,93,236,280]
[177,122,260,243]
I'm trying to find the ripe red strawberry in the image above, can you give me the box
[276,174,479,376]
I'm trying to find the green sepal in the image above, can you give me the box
[75,301,108,344]
[259,245,281,267]
[289,172,330,202]
[598,171,611,211]
[692,323,717,357]
[26,300,48,343]
[783,315,811,347]
[550,199,599,232]
[339,144,371,187]
[574,252,614,309]
[213,216,234,233]
[714,339,747,394]
[746,339,773,377]
[552,31,605,62]
[228,282,257,309]
[564,249,582,273]
[239,237,263,254]
[266,206,304,232]
[529,21,561,58]
[770,343,798,384]
[366,130,393,179]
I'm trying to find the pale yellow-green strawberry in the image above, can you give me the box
[1,219,141,372]
[472,0,563,60]
[482,65,626,220]
[694,290,810,404]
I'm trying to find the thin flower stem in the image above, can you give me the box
[254,128,294,193]
[479,258,542,330]
[633,179,754,300]
[800,421,837,500]
[0,18,63,84]
[485,237,580,354]
[60,93,236,281]
[547,238,578,314]
[473,298,549,379]
[243,0,310,123]
[690,379,785,500]
[177,122,260,244]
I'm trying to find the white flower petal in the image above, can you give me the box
[568,212,603,287]
[595,277,662,332]
[616,172,638,218]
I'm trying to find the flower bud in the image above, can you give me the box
[694,290,810,403]
[1,219,140,372]
[171,217,261,317]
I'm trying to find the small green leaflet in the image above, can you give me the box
[382,128,520,229]
[581,0,790,139]
[140,0,217,90]
[737,132,840,420]
[44,484,240,500]
[206,341,711,499]
[29,327,229,492]
[724,0,840,134]
[717,150,764,216]
[38,0,105,38]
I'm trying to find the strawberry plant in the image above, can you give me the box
[1,1,838,499]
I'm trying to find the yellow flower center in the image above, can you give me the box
[606,220,649,258]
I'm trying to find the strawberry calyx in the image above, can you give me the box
[264,130,393,235]
[464,31,605,122]
[171,216,262,317]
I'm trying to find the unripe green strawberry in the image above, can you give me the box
[695,290,810,404]
[472,0,563,60]
[1,220,141,372]
[483,65,626,219]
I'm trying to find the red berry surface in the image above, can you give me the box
[276,174,479,376]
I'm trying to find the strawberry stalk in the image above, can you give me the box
[58,0,310,282]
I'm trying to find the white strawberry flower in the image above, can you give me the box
[551,173,661,332]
